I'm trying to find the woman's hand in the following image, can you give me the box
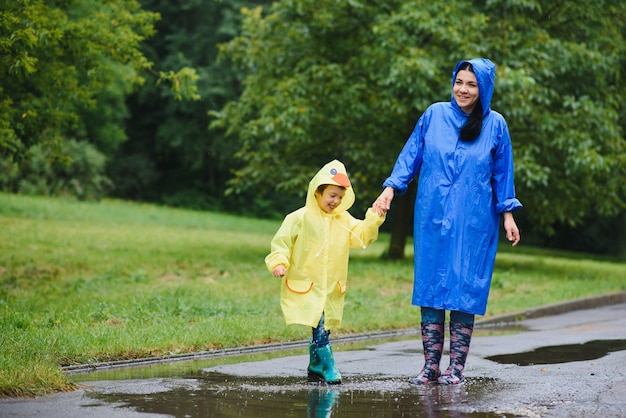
[503,212,520,246]
[373,187,395,216]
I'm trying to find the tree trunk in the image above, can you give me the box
[387,182,416,260]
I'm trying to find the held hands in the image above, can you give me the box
[271,265,286,277]
[503,212,521,247]
[372,186,395,216]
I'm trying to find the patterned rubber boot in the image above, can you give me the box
[438,322,474,385]
[409,322,444,385]
[307,339,324,379]
[315,343,342,384]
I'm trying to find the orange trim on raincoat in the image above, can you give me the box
[286,279,314,294]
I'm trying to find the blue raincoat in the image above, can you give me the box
[383,58,522,315]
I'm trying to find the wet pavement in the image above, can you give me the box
[1,297,626,417]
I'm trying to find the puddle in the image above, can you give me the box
[72,332,529,417]
[485,339,626,366]
[88,373,520,417]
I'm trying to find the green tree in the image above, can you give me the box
[214,1,483,196]
[212,0,626,257]
[1,0,148,159]
[480,0,626,232]
[0,0,199,197]
[108,0,269,209]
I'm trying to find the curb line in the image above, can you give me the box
[476,291,626,326]
[63,292,626,375]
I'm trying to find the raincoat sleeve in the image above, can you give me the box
[264,212,300,273]
[382,115,427,194]
[491,117,523,214]
[346,208,385,249]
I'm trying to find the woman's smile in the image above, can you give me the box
[453,69,479,114]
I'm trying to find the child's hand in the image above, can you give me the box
[372,187,394,216]
[371,202,386,216]
[271,265,286,277]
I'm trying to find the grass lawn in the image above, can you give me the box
[1,192,625,396]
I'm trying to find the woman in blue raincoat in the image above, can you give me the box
[374,58,522,385]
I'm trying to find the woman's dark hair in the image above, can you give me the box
[457,62,483,142]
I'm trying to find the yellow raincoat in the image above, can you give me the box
[265,160,385,329]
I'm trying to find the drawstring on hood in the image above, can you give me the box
[315,212,367,257]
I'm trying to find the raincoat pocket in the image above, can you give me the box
[335,281,348,295]
[285,279,314,294]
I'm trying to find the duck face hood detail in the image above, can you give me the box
[451,58,496,117]
[306,160,355,213]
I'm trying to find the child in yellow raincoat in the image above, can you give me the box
[265,160,385,384]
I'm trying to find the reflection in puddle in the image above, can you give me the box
[74,332,530,417]
[88,373,519,417]
[307,388,338,418]
[486,339,626,366]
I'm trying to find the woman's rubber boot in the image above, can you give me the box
[307,339,324,380]
[409,322,444,385]
[438,322,474,385]
[315,343,342,384]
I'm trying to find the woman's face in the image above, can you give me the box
[453,69,479,114]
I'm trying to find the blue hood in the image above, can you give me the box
[451,58,495,117]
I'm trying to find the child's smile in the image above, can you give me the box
[316,185,346,213]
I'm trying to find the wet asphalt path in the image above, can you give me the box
[1,295,625,417]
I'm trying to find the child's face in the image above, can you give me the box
[316,185,346,213]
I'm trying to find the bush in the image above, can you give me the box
[0,140,113,200]
[542,215,626,258]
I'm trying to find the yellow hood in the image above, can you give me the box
[305,160,355,214]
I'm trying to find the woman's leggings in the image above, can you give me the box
[312,313,330,347]
[421,307,475,324]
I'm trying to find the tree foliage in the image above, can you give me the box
[212,1,484,199]
[0,0,199,166]
[213,0,626,249]
[480,0,626,232]
[108,0,269,209]
[0,139,113,199]
[0,0,146,160]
